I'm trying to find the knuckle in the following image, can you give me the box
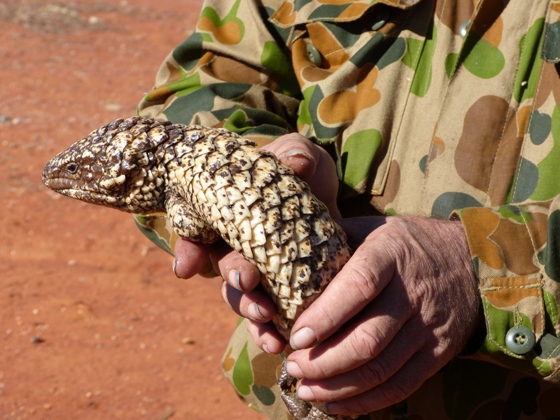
[318,307,339,332]
[377,382,410,407]
[245,319,268,349]
[346,327,383,364]
[373,219,414,260]
[294,353,332,380]
[309,359,332,380]
[346,264,378,302]
[359,358,388,387]
[244,318,259,338]
[419,347,446,374]
[306,305,339,343]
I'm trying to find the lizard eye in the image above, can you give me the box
[66,163,79,174]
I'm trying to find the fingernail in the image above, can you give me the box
[229,270,242,291]
[286,149,313,161]
[285,361,303,377]
[248,302,266,320]
[290,327,316,350]
[172,259,180,278]
[262,343,270,354]
[297,385,315,401]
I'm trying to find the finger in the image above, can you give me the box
[262,133,320,181]
[291,317,424,403]
[323,350,438,416]
[289,231,397,350]
[245,318,287,354]
[221,282,276,322]
[263,134,340,217]
[207,241,262,292]
[287,274,414,380]
[173,238,209,279]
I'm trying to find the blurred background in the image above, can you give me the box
[0,1,261,418]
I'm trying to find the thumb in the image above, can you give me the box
[289,230,396,349]
[263,133,320,181]
[263,134,341,218]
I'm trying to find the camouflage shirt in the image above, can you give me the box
[137,0,560,417]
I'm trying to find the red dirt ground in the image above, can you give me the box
[0,1,262,418]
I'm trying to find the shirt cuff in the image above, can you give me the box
[454,205,560,381]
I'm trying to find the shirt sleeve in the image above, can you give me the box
[453,5,560,379]
[456,199,560,382]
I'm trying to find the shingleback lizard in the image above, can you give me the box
[42,116,352,419]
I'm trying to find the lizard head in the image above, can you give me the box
[42,117,170,213]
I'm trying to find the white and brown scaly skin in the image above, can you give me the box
[42,117,352,419]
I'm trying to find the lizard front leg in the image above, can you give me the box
[166,193,220,244]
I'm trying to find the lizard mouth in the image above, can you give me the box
[43,177,116,205]
[42,176,79,192]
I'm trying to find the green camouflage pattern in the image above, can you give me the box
[136,0,560,417]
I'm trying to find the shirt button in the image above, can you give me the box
[459,19,470,38]
[306,44,322,66]
[505,326,535,355]
[371,8,391,31]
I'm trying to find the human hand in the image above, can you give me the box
[172,133,341,352]
[280,215,482,415]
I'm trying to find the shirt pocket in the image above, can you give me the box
[270,2,423,198]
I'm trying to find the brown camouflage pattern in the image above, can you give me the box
[136,0,560,417]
